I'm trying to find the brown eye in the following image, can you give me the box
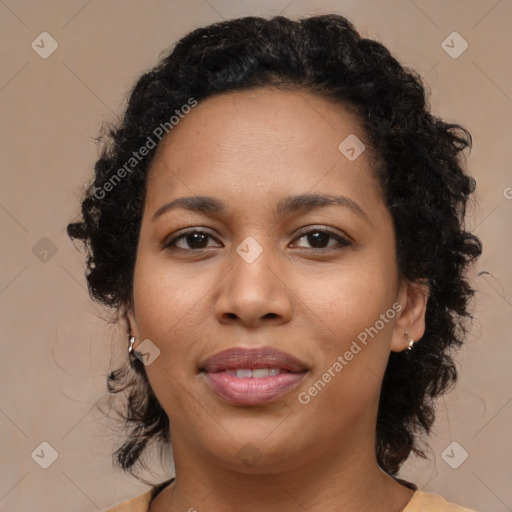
[164,229,221,251]
[292,228,351,250]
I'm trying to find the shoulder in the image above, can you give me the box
[103,489,153,512]
[104,478,174,512]
[103,485,479,512]
[404,490,478,512]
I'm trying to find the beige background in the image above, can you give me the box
[1,0,511,510]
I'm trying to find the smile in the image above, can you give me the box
[200,347,308,405]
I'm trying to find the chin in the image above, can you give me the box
[202,429,313,475]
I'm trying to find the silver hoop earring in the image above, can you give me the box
[405,331,415,350]
[128,335,136,354]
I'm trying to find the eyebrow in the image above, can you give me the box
[151,193,370,223]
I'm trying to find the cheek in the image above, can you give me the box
[131,259,212,389]
[131,265,208,425]
[292,293,395,443]
[132,257,207,333]
[303,253,397,337]
[294,253,398,406]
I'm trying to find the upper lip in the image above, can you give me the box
[201,346,308,373]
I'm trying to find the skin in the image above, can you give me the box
[126,87,429,512]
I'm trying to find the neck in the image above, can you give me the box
[149,435,414,512]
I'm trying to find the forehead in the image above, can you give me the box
[145,87,383,217]
[151,87,369,166]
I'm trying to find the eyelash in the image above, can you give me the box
[162,227,351,253]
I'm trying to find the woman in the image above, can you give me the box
[67,13,482,512]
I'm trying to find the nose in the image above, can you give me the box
[213,241,293,329]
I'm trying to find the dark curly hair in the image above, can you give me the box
[67,14,482,479]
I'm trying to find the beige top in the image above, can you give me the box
[105,486,478,512]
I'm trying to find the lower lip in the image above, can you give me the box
[203,371,306,405]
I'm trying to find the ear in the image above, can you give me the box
[124,299,140,341]
[390,279,429,352]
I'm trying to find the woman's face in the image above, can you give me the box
[127,87,426,473]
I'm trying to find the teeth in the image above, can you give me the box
[252,368,269,378]
[225,368,282,378]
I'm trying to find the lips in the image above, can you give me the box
[201,347,308,373]
[200,347,308,405]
